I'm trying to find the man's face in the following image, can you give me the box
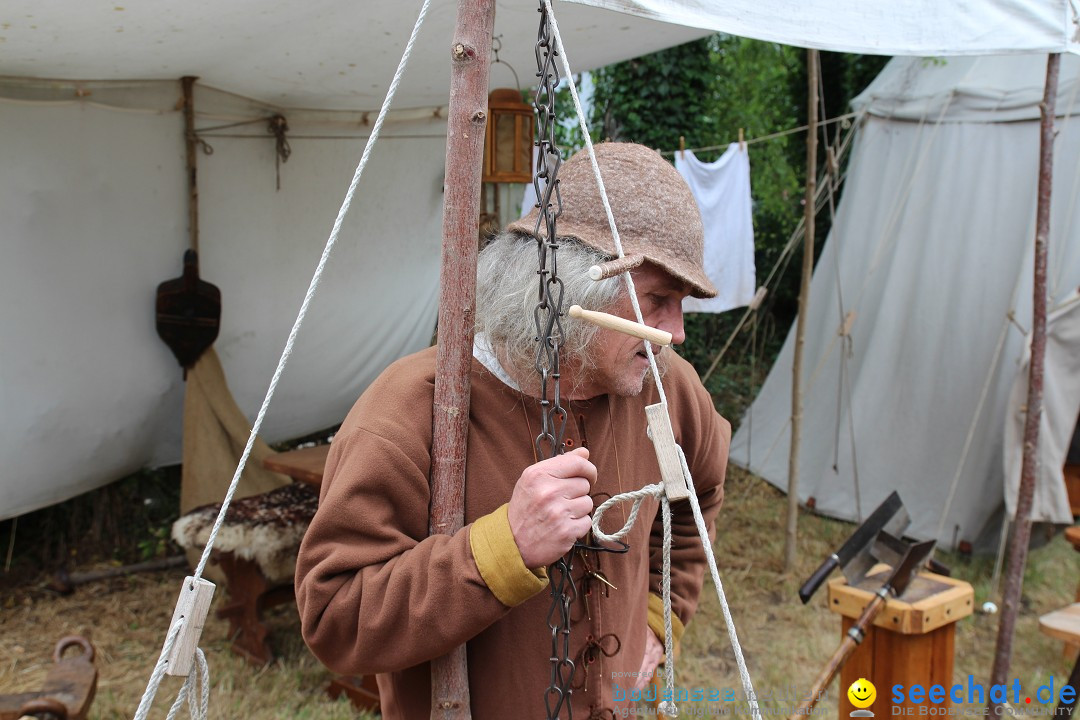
[577,263,690,398]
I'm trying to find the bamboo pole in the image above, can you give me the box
[785,49,819,573]
[987,52,1060,711]
[428,1,495,718]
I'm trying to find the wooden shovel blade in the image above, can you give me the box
[155,249,221,370]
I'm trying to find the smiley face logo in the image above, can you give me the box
[848,678,877,709]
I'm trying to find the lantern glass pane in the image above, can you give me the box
[495,113,515,173]
[517,116,532,174]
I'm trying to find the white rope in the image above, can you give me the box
[657,495,679,718]
[133,619,184,720]
[543,1,760,715]
[591,483,663,543]
[590,445,761,719]
[165,649,209,720]
[134,1,432,716]
[592,485,681,715]
[676,445,760,719]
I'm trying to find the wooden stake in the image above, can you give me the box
[987,52,1060,711]
[428,1,495,718]
[785,49,819,573]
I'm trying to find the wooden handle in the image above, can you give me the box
[798,554,839,604]
[567,305,671,346]
[788,592,887,720]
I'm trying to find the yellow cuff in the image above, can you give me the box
[470,504,549,607]
[647,592,685,648]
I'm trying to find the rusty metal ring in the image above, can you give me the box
[53,635,94,664]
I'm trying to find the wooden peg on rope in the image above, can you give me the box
[567,305,671,346]
[645,403,689,501]
[679,136,685,160]
[164,576,215,677]
[738,128,745,151]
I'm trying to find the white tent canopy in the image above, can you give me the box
[1,1,1078,520]
[573,0,1080,57]
[730,53,1080,548]
[1,1,1077,113]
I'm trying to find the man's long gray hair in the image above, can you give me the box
[476,231,624,383]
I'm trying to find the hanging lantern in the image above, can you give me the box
[482,88,534,184]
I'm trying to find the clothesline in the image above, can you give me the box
[658,110,860,157]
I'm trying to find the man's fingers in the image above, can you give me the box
[544,450,597,484]
[567,495,594,520]
[558,477,592,500]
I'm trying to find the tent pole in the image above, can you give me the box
[181,76,199,253]
[785,48,819,573]
[428,1,495,718]
[987,52,1060,709]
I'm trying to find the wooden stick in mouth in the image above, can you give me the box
[567,305,672,346]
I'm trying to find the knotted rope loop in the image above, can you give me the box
[590,482,663,544]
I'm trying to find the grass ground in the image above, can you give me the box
[0,467,1073,719]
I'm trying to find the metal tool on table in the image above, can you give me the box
[789,537,937,720]
[798,491,910,604]
[872,529,951,577]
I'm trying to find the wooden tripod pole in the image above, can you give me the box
[987,52,1060,711]
[785,48,819,573]
[428,1,495,718]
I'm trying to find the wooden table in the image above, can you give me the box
[828,569,973,718]
[261,443,381,714]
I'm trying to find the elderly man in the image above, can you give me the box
[295,142,730,719]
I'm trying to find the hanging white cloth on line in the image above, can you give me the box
[676,144,756,314]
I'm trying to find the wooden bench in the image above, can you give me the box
[1038,603,1080,716]
[172,481,319,665]
[171,445,380,714]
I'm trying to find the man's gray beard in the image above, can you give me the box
[579,343,672,396]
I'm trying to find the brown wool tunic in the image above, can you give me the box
[295,345,729,719]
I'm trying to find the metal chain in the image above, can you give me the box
[532,3,575,718]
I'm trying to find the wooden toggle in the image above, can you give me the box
[164,576,216,677]
[645,402,689,501]
[567,305,671,346]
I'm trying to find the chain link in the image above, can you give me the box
[532,3,575,718]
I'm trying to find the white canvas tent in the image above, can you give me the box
[730,53,1080,548]
[1,0,1078,521]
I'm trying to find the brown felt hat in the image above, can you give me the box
[507,142,716,298]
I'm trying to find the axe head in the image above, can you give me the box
[798,492,909,604]
[840,505,910,585]
[887,539,937,599]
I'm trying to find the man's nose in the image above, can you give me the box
[658,302,685,346]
